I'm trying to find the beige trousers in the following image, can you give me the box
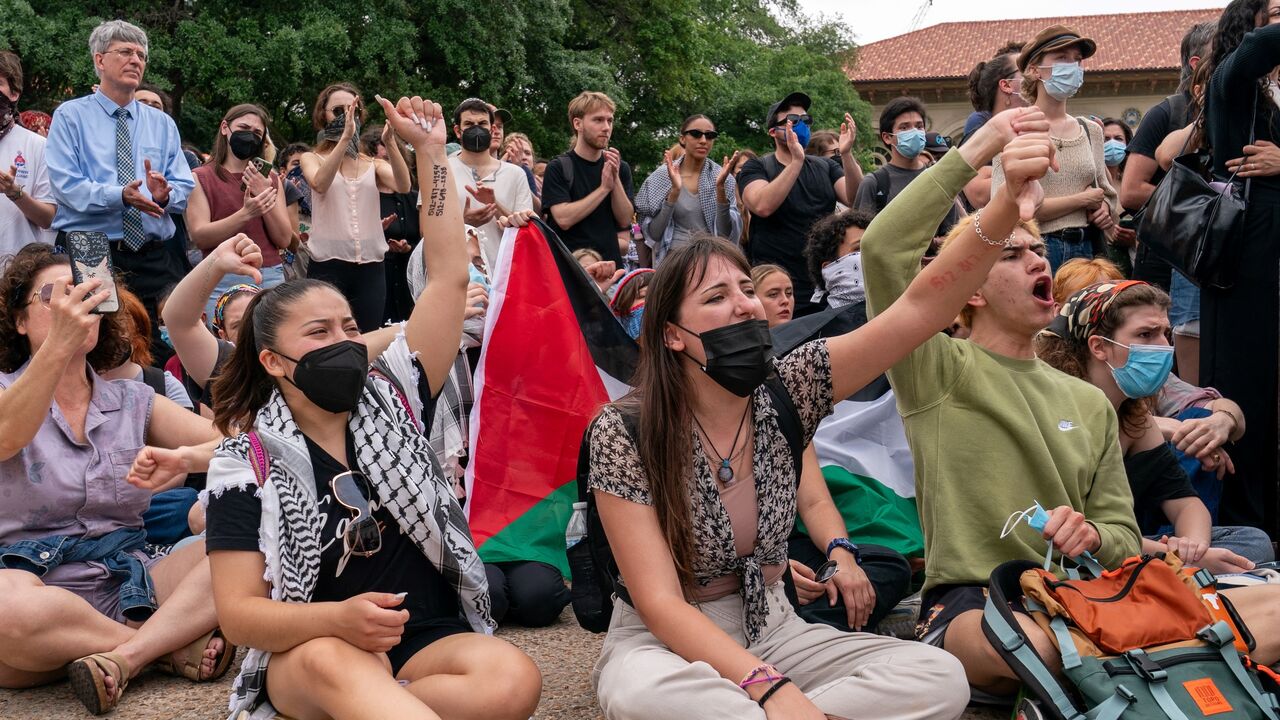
[593,583,970,720]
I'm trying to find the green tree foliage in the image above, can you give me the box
[0,0,873,177]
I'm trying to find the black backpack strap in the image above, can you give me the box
[1166,92,1189,127]
[140,365,168,397]
[872,166,892,213]
[558,153,575,189]
[762,374,804,484]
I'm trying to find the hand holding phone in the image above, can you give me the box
[66,231,119,314]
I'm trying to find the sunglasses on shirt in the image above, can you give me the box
[332,470,383,576]
[771,113,812,129]
[682,129,719,140]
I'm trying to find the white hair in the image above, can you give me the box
[88,20,149,59]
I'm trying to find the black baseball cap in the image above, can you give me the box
[765,92,812,129]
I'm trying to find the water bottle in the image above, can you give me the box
[565,501,588,550]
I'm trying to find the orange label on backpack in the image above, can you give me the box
[1183,678,1233,715]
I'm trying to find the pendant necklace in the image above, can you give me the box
[693,401,752,485]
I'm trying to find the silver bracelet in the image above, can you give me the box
[972,210,1016,248]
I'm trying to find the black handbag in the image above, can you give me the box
[1136,96,1255,291]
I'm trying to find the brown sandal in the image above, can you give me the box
[153,629,236,682]
[67,652,130,715]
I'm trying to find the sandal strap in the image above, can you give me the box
[86,651,130,689]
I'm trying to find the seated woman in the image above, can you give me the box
[0,245,230,715]
[585,109,1064,720]
[750,264,793,328]
[1036,280,1274,571]
[138,95,541,720]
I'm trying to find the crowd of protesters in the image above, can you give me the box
[1,4,1279,718]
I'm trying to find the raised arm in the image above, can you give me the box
[374,126,412,194]
[831,108,1053,401]
[837,113,863,205]
[162,235,262,386]
[741,123,805,218]
[377,95,468,396]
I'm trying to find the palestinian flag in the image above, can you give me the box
[465,219,638,574]
[773,304,923,558]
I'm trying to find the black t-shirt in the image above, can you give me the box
[542,150,635,265]
[1124,443,1198,534]
[205,430,468,637]
[1127,94,1190,207]
[736,154,844,309]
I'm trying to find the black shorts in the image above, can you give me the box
[915,584,1029,647]
[386,621,472,675]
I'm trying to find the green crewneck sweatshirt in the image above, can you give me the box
[863,150,1141,593]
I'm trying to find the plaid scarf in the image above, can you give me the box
[635,156,738,262]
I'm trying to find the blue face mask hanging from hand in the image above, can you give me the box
[895,128,926,159]
[1102,336,1174,398]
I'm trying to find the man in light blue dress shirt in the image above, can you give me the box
[45,20,193,324]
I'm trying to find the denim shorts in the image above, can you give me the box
[1169,270,1200,336]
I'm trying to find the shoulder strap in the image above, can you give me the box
[1166,92,1189,127]
[558,153,575,189]
[247,431,270,487]
[1076,118,1102,190]
[762,374,804,485]
[140,365,167,397]
[872,166,892,212]
[761,153,782,180]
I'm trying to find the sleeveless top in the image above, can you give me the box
[308,159,387,264]
[193,164,282,267]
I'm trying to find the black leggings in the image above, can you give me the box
[307,258,387,332]
[484,561,571,627]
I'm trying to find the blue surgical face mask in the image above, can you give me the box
[1103,139,1127,167]
[895,128,926,159]
[1102,336,1174,398]
[159,326,172,349]
[1042,62,1085,101]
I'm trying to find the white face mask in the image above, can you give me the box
[814,252,864,308]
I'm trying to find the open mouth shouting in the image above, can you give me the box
[1031,275,1054,307]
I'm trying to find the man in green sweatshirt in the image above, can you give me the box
[863,108,1144,697]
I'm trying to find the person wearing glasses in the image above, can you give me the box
[635,115,741,266]
[738,92,861,317]
[173,96,539,720]
[0,244,229,715]
[44,20,195,341]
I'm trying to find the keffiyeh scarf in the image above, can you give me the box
[206,337,492,720]
[635,156,738,260]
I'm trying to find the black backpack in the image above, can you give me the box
[567,374,805,632]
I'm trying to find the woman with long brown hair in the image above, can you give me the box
[299,82,411,331]
[187,103,291,318]
[587,109,1058,719]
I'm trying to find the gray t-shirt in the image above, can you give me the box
[855,163,962,234]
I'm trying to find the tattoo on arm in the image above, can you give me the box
[427,164,448,217]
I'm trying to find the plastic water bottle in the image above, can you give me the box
[565,501,588,550]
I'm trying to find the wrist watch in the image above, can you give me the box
[826,538,862,565]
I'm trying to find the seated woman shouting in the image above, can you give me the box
[587,108,1058,720]
[0,245,228,715]
[195,96,539,720]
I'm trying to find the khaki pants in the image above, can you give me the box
[594,583,970,719]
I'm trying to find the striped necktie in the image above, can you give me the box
[114,107,146,251]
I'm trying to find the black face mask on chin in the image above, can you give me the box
[675,318,775,397]
[273,340,369,413]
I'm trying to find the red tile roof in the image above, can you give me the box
[849,9,1223,83]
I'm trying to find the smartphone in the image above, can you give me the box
[65,231,119,314]
[252,158,272,178]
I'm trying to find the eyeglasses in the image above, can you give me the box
[331,470,383,575]
[682,129,719,140]
[103,48,147,63]
[27,282,70,308]
[771,113,812,129]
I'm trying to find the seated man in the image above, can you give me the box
[861,111,1280,698]
[0,244,229,715]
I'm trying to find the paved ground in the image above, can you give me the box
[0,608,1007,719]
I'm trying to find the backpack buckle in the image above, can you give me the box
[1123,649,1168,683]
[1197,621,1236,648]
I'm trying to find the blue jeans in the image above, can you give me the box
[203,264,285,327]
[1043,229,1093,274]
[1169,269,1201,335]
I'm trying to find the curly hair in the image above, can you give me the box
[1034,283,1171,438]
[0,244,132,373]
[803,209,874,290]
[1210,0,1269,78]
[118,286,152,367]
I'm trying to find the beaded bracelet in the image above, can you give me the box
[972,210,1016,248]
[738,663,781,689]
[756,677,793,708]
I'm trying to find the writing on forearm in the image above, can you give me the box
[427,164,448,217]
